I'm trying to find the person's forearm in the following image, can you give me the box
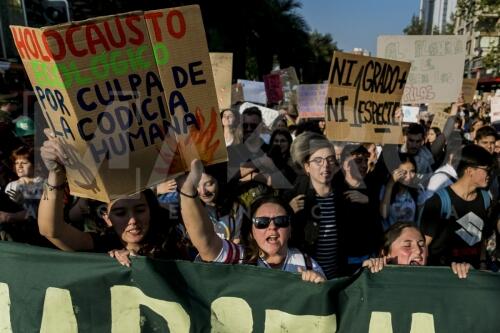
[37,170,66,238]
[179,182,222,261]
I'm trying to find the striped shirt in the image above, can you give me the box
[207,240,325,276]
[314,193,339,279]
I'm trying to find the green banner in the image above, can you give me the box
[0,242,499,332]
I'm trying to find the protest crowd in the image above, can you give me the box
[0,7,499,294]
[1,67,499,284]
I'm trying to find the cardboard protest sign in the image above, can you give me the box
[491,97,500,124]
[263,73,283,104]
[209,52,233,110]
[430,110,451,131]
[231,82,244,105]
[325,51,410,144]
[462,78,478,104]
[272,67,299,104]
[10,6,227,202]
[297,84,328,118]
[237,79,267,105]
[238,102,279,128]
[377,35,466,104]
[427,103,450,114]
[402,106,419,123]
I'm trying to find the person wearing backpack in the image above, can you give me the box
[420,145,495,269]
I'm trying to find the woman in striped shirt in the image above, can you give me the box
[285,132,348,279]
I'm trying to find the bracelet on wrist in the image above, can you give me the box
[44,181,67,191]
[177,188,198,198]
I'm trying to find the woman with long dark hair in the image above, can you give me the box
[37,131,184,265]
[379,154,421,230]
[179,159,325,283]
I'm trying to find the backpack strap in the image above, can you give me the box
[434,171,457,183]
[303,253,313,271]
[480,189,491,210]
[436,188,452,220]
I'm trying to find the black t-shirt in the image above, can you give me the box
[420,186,491,268]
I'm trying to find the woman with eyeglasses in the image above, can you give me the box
[285,132,348,279]
[179,159,326,283]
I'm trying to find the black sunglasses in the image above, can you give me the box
[252,215,291,229]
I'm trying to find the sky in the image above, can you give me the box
[299,0,421,55]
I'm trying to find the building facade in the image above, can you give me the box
[454,6,500,87]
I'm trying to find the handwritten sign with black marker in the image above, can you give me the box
[325,51,410,144]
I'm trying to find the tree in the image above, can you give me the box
[403,14,424,35]
[302,31,339,83]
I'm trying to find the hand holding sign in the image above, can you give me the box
[40,128,69,173]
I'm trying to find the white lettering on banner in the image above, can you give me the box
[410,313,436,333]
[110,285,190,333]
[455,212,484,246]
[369,312,393,333]
[264,310,337,333]
[211,297,253,332]
[0,283,12,333]
[40,287,78,333]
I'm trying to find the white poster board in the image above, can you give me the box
[237,79,267,105]
[297,84,328,118]
[377,35,466,104]
[402,106,420,123]
[491,97,500,124]
[238,102,280,128]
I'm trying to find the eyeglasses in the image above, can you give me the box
[307,155,337,167]
[243,123,259,130]
[252,215,291,229]
[473,166,493,174]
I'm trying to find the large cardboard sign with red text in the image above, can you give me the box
[10,6,227,202]
[325,51,410,144]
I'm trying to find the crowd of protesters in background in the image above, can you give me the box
[1,66,500,282]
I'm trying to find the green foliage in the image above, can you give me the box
[403,15,424,35]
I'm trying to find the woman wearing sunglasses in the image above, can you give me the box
[179,159,326,283]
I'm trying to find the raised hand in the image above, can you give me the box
[40,129,69,173]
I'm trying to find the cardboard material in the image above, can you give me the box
[430,110,451,131]
[297,84,328,118]
[427,103,450,114]
[237,79,267,105]
[325,51,410,144]
[209,52,233,110]
[263,73,283,104]
[377,35,466,104]
[462,78,478,104]
[231,83,244,105]
[238,102,280,128]
[491,97,500,124]
[402,106,419,123]
[10,6,227,202]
